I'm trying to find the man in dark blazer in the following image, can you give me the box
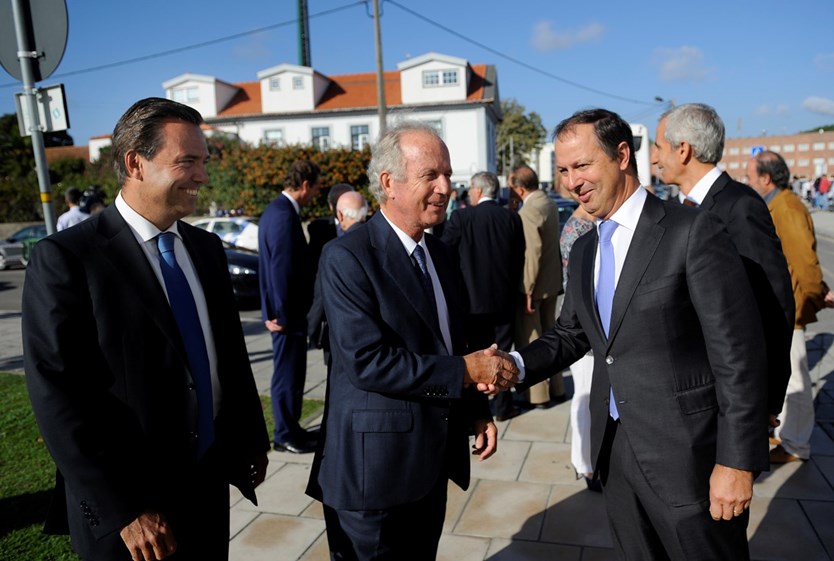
[306,182,355,277]
[258,160,320,454]
[306,121,517,560]
[22,98,269,561]
[652,103,794,427]
[441,170,525,420]
[513,109,769,560]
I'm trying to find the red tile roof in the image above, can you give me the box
[216,64,491,117]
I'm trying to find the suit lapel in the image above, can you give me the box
[606,195,666,346]
[699,171,729,211]
[369,215,446,346]
[579,228,605,339]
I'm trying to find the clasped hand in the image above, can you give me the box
[463,344,519,395]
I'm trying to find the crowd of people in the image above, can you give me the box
[20,96,832,561]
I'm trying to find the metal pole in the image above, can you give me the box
[373,0,387,135]
[298,0,311,66]
[11,0,56,234]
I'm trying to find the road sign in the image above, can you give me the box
[0,0,68,82]
[15,83,69,135]
[751,145,765,156]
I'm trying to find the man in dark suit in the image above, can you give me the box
[22,98,269,561]
[512,109,769,560]
[307,182,355,276]
[306,121,518,560]
[652,103,794,429]
[258,160,321,454]
[442,170,525,420]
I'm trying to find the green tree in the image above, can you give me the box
[496,99,547,175]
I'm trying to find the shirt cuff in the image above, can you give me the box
[509,351,526,383]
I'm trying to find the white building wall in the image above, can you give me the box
[88,137,111,162]
[399,61,468,105]
[163,74,221,118]
[258,66,316,113]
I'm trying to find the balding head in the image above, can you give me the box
[336,191,368,231]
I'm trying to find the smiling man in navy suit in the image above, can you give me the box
[307,121,518,560]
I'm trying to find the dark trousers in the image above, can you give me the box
[323,476,448,561]
[599,419,750,561]
[70,447,230,561]
[270,331,307,442]
[465,313,515,417]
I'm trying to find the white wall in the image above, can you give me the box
[399,61,468,105]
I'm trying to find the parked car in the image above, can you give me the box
[546,193,579,232]
[223,242,259,309]
[192,217,259,252]
[6,223,48,266]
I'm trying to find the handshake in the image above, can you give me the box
[463,344,520,395]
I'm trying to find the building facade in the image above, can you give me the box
[719,130,834,181]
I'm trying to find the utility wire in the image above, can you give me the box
[0,2,365,89]
[386,0,654,106]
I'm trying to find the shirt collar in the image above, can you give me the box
[281,190,301,215]
[597,185,647,233]
[115,191,180,242]
[477,196,495,205]
[379,210,424,256]
[680,166,722,205]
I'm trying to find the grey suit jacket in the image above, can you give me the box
[519,194,769,506]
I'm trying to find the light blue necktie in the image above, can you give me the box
[596,220,620,420]
[157,232,215,457]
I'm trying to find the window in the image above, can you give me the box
[312,127,330,150]
[293,76,304,90]
[798,159,810,166]
[813,142,825,151]
[269,77,281,91]
[783,144,795,152]
[829,157,834,165]
[798,144,809,152]
[350,125,369,150]
[828,142,834,150]
[787,159,795,167]
[263,129,284,147]
[729,147,739,155]
[769,145,781,152]
[729,162,739,170]
[172,87,199,103]
[422,68,459,87]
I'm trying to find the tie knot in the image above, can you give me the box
[599,220,618,243]
[157,232,176,254]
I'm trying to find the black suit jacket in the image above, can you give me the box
[441,200,525,318]
[701,172,794,415]
[519,194,769,506]
[22,205,269,551]
[306,212,490,510]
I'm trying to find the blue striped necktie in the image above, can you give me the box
[412,245,438,321]
[157,232,215,457]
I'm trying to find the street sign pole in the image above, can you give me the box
[11,0,56,234]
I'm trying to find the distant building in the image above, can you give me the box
[89,52,503,186]
[720,130,834,180]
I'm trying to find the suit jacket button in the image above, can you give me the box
[605,355,614,365]
[186,383,196,390]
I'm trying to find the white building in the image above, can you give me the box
[145,52,500,185]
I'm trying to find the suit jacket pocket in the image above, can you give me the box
[352,409,413,433]
[633,273,684,296]
[675,382,717,414]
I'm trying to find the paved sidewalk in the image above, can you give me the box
[2,208,834,560]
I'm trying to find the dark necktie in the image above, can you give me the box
[412,245,438,320]
[682,198,698,207]
[596,220,620,420]
[157,232,215,457]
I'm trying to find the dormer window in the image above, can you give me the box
[172,86,199,103]
[293,76,304,90]
[422,69,458,88]
[270,77,281,91]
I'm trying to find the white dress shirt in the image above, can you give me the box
[678,166,721,206]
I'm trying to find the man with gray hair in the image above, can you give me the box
[306,121,517,560]
[652,103,794,433]
[442,171,526,420]
[746,151,834,463]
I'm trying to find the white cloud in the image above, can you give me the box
[815,53,834,72]
[531,21,604,52]
[653,46,708,82]
[756,104,791,116]
[802,96,834,116]
[232,32,272,60]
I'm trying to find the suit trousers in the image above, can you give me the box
[515,295,564,404]
[569,352,594,475]
[322,475,448,561]
[69,447,230,561]
[600,419,750,561]
[775,328,814,459]
[270,331,307,442]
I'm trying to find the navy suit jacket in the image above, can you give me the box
[306,213,491,510]
[519,194,769,506]
[701,172,794,415]
[258,194,313,333]
[22,205,269,554]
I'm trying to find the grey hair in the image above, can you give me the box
[662,103,725,165]
[470,171,499,198]
[367,120,444,204]
[337,191,369,221]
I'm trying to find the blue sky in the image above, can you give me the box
[2,0,833,146]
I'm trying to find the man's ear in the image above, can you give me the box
[616,141,631,171]
[379,172,394,198]
[678,141,693,165]
[124,150,144,181]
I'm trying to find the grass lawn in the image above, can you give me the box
[0,372,323,560]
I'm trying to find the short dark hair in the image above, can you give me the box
[553,108,638,175]
[64,187,82,205]
[284,159,321,191]
[111,97,203,186]
[755,151,791,190]
[327,183,355,209]
[510,165,540,191]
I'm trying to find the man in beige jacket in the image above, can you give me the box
[510,165,565,406]
[747,150,834,463]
